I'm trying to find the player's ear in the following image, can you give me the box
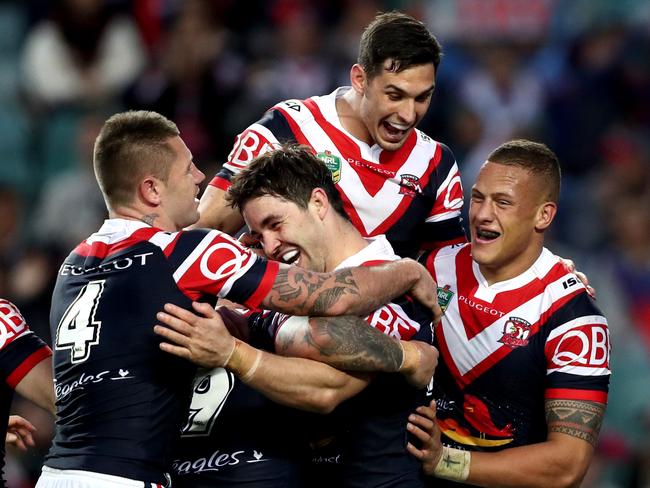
[350,64,367,95]
[310,188,329,220]
[535,201,557,231]
[138,176,163,206]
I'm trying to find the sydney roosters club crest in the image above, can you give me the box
[499,317,531,348]
[398,174,421,196]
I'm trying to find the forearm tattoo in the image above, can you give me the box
[267,268,360,316]
[275,315,402,372]
[545,399,606,447]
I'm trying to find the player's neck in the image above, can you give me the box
[323,219,369,272]
[337,89,373,146]
[478,244,544,286]
[109,207,177,232]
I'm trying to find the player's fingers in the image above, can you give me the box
[154,325,191,347]
[12,428,35,447]
[156,312,194,336]
[409,412,435,432]
[192,301,217,318]
[6,432,27,451]
[159,342,191,360]
[8,416,36,432]
[405,442,424,460]
[408,416,434,439]
[162,303,204,325]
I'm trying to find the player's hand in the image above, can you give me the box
[404,259,443,324]
[559,257,596,298]
[399,341,438,389]
[406,400,443,476]
[5,415,36,451]
[155,302,236,368]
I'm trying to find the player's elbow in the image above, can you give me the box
[550,454,591,488]
[305,388,345,414]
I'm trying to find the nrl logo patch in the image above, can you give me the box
[317,151,341,183]
[499,317,531,349]
[437,285,454,313]
[398,174,421,196]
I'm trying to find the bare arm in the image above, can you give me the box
[407,398,604,488]
[275,315,438,389]
[154,302,369,413]
[192,185,244,233]
[14,357,55,414]
[261,259,442,321]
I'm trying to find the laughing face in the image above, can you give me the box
[357,61,435,151]
[469,161,555,284]
[241,193,329,273]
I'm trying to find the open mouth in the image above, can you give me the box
[382,121,410,140]
[278,249,300,265]
[475,228,501,242]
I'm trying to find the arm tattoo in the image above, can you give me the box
[140,213,158,226]
[545,399,606,447]
[275,315,402,372]
[267,268,361,315]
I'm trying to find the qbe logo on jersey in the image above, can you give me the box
[546,318,610,375]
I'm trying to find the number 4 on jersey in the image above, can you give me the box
[55,280,105,363]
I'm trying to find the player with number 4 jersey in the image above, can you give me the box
[38,111,441,488]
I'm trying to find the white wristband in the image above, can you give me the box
[434,446,471,482]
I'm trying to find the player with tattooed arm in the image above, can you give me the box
[36,111,440,488]
[407,140,610,487]
[155,146,438,487]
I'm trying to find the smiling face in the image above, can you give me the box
[160,136,205,230]
[241,192,329,272]
[469,161,556,284]
[355,61,435,151]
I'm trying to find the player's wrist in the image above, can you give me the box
[433,446,471,482]
[224,339,262,382]
[398,340,419,376]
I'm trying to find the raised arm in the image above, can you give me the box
[193,185,244,233]
[407,398,605,487]
[261,259,442,321]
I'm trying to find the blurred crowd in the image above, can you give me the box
[0,0,648,486]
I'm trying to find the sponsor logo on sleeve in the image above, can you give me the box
[548,322,610,373]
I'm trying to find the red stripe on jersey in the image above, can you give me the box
[368,144,441,237]
[242,260,280,309]
[545,388,608,403]
[445,286,585,388]
[74,227,161,258]
[209,175,231,191]
[302,99,363,161]
[159,231,183,258]
[6,346,52,388]
[359,259,390,267]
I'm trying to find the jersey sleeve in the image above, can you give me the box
[209,109,297,191]
[420,143,467,250]
[543,293,610,403]
[0,299,52,388]
[163,229,280,309]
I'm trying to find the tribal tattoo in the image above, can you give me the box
[545,399,606,447]
[275,315,403,372]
